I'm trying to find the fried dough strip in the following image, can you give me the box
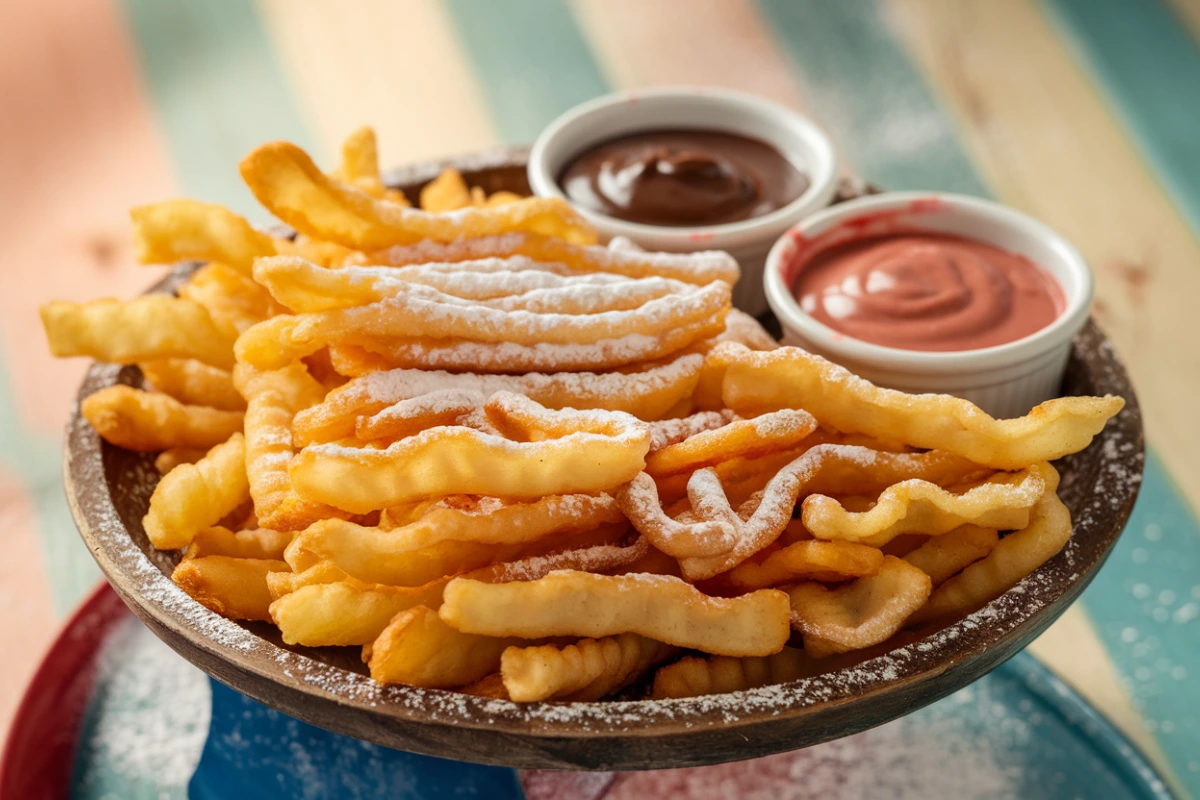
[718,343,1125,470]
[372,232,739,286]
[440,571,791,657]
[82,386,243,451]
[645,409,817,477]
[651,647,808,699]
[139,359,245,411]
[130,199,276,274]
[239,141,596,248]
[144,433,249,549]
[41,296,236,368]
[290,393,651,512]
[788,556,932,658]
[368,605,516,689]
[902,525,999,586]
[234,279,729,370]
[801,467,1045,547]
[619,444,983,578]
[912,464,1070,623]
[726,540,885,590]
[285,495,623,581]
[500,633,675,702]
[296,351,702,445]
[233,363,350,531]
[172,556,285,621]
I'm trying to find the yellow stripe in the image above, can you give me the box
[569,0,811,113]
[1028,606,1173,778]
[254,0,499,164]
[892,0,1200,515]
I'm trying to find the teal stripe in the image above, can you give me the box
[755,0,988,196]
[759,0,1199,788]
[1043,0,1200,236]
[118,0,316,219]
[1084,452,1200,786]
[443,0,609,144]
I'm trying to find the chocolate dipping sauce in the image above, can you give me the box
[558,129,809,227]
[793,233,1065,352]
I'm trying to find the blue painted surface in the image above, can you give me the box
[188,680,524,800]
[443,0,610,144]
[755,0,989,195]
[1076,451,1200,787]
[1042,0,1200,236]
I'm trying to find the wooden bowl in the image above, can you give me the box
[64,150,1144,771]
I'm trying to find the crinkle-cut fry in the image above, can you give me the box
[139,359,245,411]
[297,352,703,446]
[154,447,208,474]
[290,393,650,513]
[333,125,408,204]
[461,673,509,699]
[252,255,697,313]
[902,525,999,586]
[144,433,248,550]
[40,296,236,369]
[82,386,243,452]
[233,276,729,371]
[621,444,983,575]
[718,343,1125,470]
[648,410,735,452]
[789,556,932,658]
[912,464,1070,624]
[349,315,725,374]
[373,231,739,286]
[726,540,885,590]
[478,537,651,583]
[651,647,807,699]
[501,633,676,702]
[172,555,286,621]
[352,390,477,441]
[645,409,817,477]
[239,141,596,249]
[234,363,352,532]
[269,577,450,646]
[802,467,1044,547]
[180,263,282,336]
[130,199,276,274]
[184,526,293,561]
[286,494,623,578]
[368,605,518,689]
[440,571,791,657]
[286,520,628,587]
[715,309,779,351]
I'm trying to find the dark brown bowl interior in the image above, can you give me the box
[64,150,1144,770]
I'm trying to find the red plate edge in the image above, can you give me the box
[0,581,130,800]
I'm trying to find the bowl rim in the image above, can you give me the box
[527,86,839,247]
[764,191,1095,375]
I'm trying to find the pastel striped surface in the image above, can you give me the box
[3,0,1199,790]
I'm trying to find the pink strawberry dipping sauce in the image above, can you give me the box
[792,233,1066,352]
[764,192,1093,418]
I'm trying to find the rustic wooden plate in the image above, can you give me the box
[64,150,1144,771]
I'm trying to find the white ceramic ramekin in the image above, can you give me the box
[764,192,1094,419]
[528,87,838,315]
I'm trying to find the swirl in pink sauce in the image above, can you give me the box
[792,233,1066,352]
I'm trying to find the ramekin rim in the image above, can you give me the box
[763,191,1094,375]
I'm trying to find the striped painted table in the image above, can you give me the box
[3,0,1198,793]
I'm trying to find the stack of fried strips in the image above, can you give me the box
[41,128,1124,703]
